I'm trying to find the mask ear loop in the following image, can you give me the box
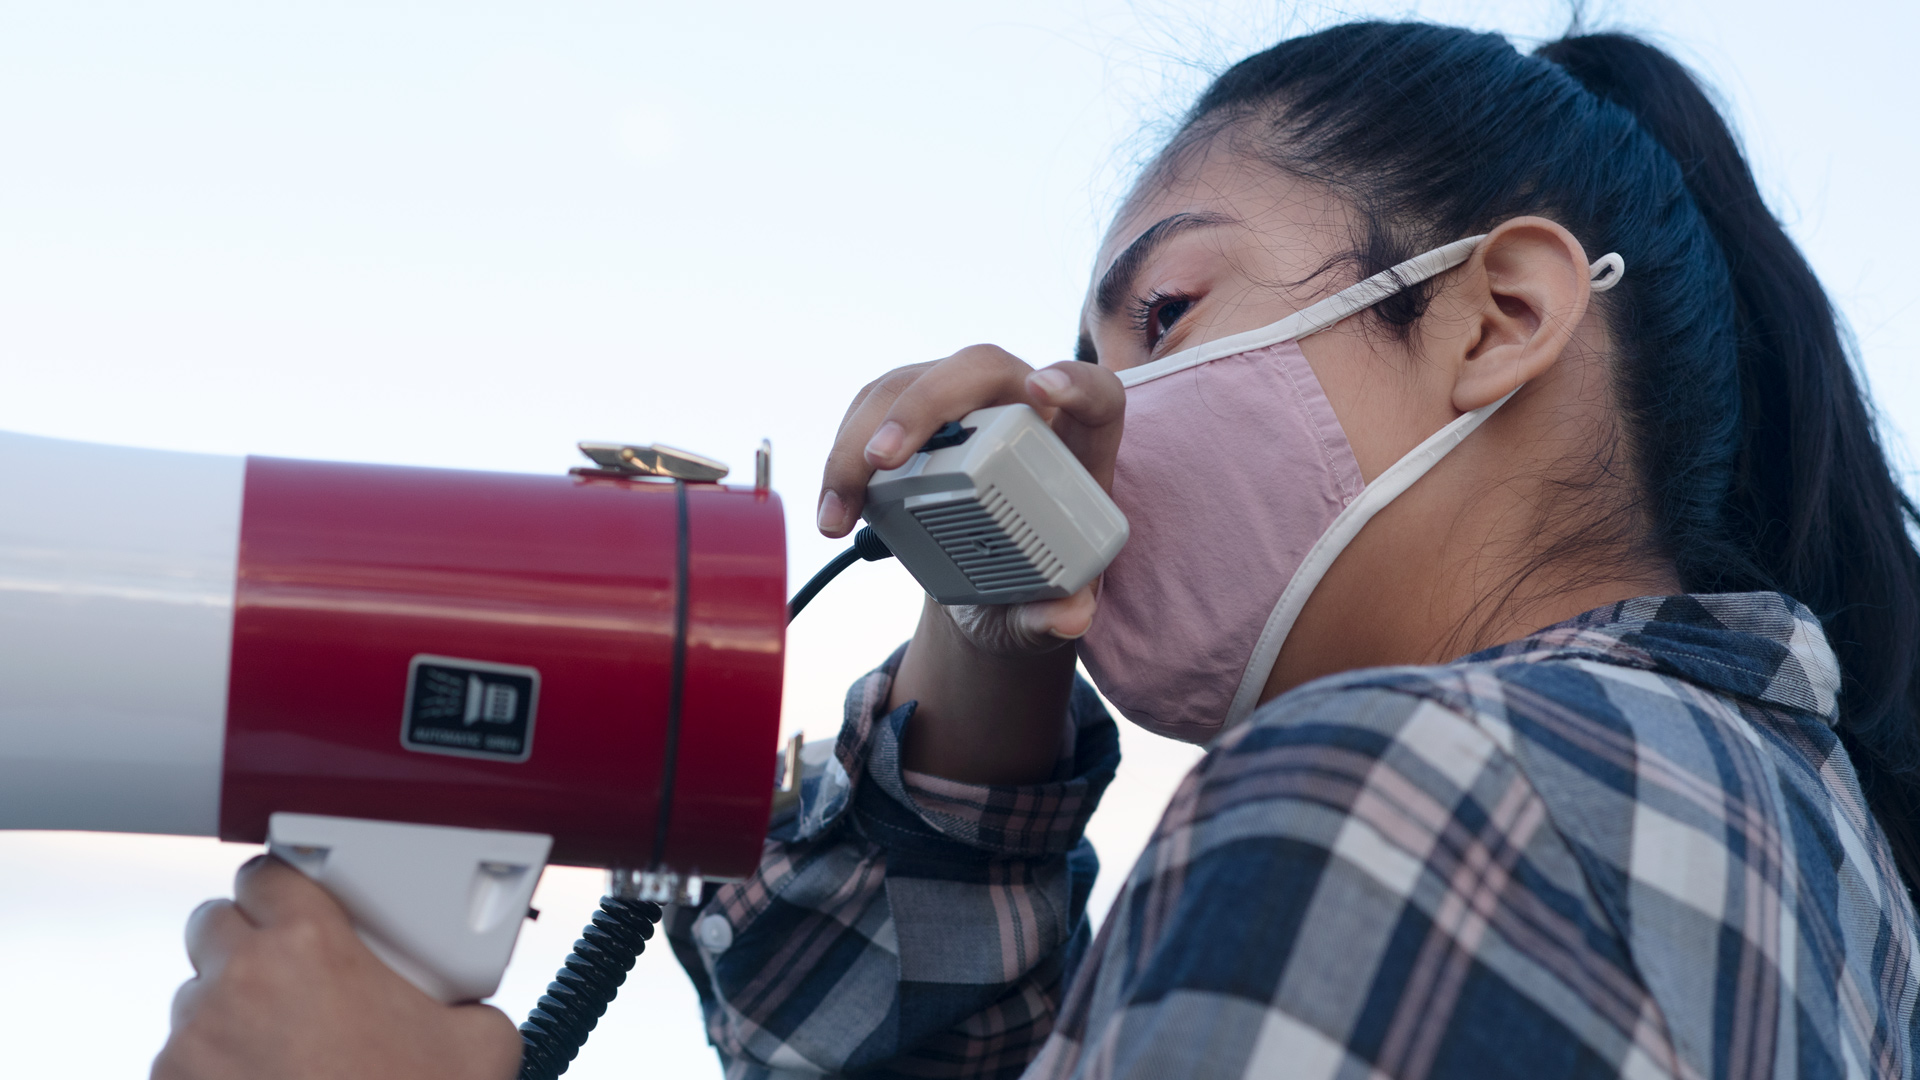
[1117,234,1489,390]
[1589,252,1625,293]
[1219,248,1631,732]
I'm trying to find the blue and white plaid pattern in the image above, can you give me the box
[669,593,1920,1078]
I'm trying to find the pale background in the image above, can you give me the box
[1,0,1914,1075]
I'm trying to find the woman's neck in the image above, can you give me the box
[1260,392,1683,704]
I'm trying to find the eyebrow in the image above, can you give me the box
[1092,211,1236,318]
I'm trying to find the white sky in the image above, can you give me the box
[1,1,1914,1075]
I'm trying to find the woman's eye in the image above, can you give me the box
[1132,292,1196,350]
[1153,298,1193,338]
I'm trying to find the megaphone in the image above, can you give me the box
[0,427,786,1006]
[2,402,1127,1076]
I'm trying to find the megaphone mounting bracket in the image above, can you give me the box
[571,441,730,482]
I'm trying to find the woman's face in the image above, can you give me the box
[1078,140,1474,484]
[1081,137,1664,689]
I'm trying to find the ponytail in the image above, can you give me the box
[1540,35,1920,893]
[1168,22,1920,894]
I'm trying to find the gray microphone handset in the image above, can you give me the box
[787,403,1128,618]
[786,404,1127,619]
[861,405,1128,606]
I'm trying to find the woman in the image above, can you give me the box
[157,22,1920,1080]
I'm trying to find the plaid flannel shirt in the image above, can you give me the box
[669,593,1920,1078]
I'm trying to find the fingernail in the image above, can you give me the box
[865,421,905,463]
[1030,367,1071,398]
[817,490,846,534]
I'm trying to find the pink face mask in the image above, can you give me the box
[1077,236,1625,742]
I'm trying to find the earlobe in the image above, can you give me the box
[1449,217,1592,412]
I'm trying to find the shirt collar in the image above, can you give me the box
[1466,592,1842,727]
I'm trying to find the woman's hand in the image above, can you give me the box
[153,856,522,1080]
[820,345,1125,653]
[817,345,1125,784]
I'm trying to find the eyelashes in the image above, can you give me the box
[1128,289,1196,351]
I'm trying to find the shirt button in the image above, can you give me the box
[695,913,734,953]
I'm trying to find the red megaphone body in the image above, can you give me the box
[0,429,787,1000]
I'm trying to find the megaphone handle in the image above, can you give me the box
[266,813,553,1004]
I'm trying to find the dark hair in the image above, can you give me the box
[1163,23,1920,892]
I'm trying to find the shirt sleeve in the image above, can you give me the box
[668,645,1121,1079]
[1024,681,1681,1080]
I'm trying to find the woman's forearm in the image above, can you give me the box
[891,598,1077,785]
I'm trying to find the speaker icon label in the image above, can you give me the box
[402,655,539,762]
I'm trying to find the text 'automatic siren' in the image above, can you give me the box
[403,655,540,762]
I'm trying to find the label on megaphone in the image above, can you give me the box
[401,656,541,762]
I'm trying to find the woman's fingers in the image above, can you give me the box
[819,365,928,537]
[817,346,1037,537]
[168,974,209,1033]
[1024,361,1126,491]
[233,852,351,931]
[184,898,251,978]
[860,346,1038,471]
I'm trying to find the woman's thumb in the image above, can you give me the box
[1012,586,1098,647]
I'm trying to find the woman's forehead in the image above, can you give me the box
[1096,155,1251,269]
[1090,156,1349,291]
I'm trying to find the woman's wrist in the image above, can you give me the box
[891,598,1077,786]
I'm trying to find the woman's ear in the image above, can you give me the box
[1448,216,1592,411]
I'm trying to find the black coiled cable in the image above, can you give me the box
[516,896,664,1080]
